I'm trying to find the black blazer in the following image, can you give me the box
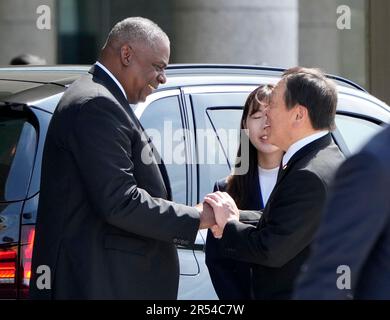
[205,175,263,300]
[219,134,345,299]
[295,126,390,300]
[30,65,200,299]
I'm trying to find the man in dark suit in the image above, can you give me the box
[294,125,390,300]
[205,67,345,299]
[30,17,214,300]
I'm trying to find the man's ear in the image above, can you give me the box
[120,44,134,67]
[292,105,307,127]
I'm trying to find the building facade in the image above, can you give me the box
[0,0,388,104]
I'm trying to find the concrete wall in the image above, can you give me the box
[299,0,368,87]
[0,0,57,65]
[369,0,390,104]
[171,0,298,67]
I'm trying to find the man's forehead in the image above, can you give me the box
[272,80,285,96]
[276,79,286,90]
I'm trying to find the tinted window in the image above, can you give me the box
[207,108,243,166]
[140,96,187,204]
[336,114,383,154]
[0,112,37,202]
[190,91,251,201]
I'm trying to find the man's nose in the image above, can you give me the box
[157,73,167,84]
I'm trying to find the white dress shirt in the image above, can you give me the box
[95,61,127,100]
[258,166,279,206]
[282,131,329,167]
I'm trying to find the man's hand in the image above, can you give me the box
[211,225,223,239]
[204,191,239,233]
[196,202,216,229]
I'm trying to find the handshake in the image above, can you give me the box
[197,191,240,239]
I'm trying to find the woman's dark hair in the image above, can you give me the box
[226,84,275,209]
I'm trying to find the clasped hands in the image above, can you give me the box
[197,191,239,239]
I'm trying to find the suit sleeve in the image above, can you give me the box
[214,178,263,223]
[294,152,390,299]
[239,210,262,224]
[220,169,326,267]
[70,97,200,245]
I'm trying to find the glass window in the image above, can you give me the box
[0,113,37,202]
[139,96,187,204]
[207,108,243,166]
[197,108,245,200]
[335,114,383,154]
[190,91,251,201]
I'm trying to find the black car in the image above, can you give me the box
[0,64,389,299]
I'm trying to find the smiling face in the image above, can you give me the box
[244,96,280,155]
[123,38,170,104]
[266,80,297,151]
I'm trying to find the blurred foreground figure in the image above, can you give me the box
[295,125,390,299]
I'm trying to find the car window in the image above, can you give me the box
[190,91,251,200]
[335,114,383,154]
[0,112,37,202]
[139,96,187,204]
[207,108,243,166]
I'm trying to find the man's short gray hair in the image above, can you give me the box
[104,17,169,50]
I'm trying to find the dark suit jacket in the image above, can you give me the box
[205,177,263,300]
[219,134,345,299]
[294,126,390,300]
[30,65,200,299]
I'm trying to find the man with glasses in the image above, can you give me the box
[30,17,215,300]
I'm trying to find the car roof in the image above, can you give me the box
[0,64,386,112]
[0,63,366,88]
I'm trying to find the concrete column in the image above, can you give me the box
[0,0,57,65]
[299,0,368,87]
[171,0,298,67]
[368,0,390,105]
[299,0,340,72]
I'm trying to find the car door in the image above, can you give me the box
[181,86,255,299]
[134,90,218,298]
[0,103,38,298]
[334,92,390,155]
[184,86,256,201]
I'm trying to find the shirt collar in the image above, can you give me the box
[95,61,127,100]
[282,131,329,167]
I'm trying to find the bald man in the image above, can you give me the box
[30,17,215,300]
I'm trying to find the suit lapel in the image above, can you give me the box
[276,133,333,186]
[88,65,173,200]
[260,133,333,222]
